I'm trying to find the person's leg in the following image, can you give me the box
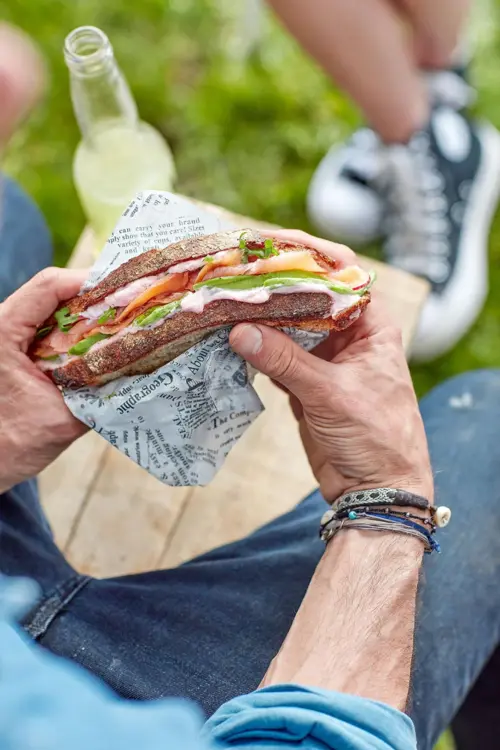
[35,491,325,704]
[401,0,470,70]
[0,176,87,620]
[287,0,492,363]
[268,0,427,143]
[33,371,500,741]
[410,370,500,749]
[0,175,52,300]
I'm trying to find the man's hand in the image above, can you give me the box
[230,229,433,503]
[0,268,88,493]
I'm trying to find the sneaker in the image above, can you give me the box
[307,128,383,244]
[307,65,475,245]
[377,105,500,362]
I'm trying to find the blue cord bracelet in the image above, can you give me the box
[347,510,441,553]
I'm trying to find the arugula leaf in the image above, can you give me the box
[240,235,279,263]
[35,325,53,339]
[97,307,117,325]
[264,238,279,257]
[68,333,111,356]
[238,231,249,250]
[39,354,60,361]
[55,306,80,332]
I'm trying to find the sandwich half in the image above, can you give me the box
[31,230,372,388]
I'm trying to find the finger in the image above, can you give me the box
[230,323,330,404]
[311,293,397,362]
[1,268,88,329]
[259,228,357,266]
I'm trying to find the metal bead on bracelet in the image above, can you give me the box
[320,488,452,554]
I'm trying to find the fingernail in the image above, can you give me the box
[231,324,263,357]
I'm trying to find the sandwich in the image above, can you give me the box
[31,229,373,388]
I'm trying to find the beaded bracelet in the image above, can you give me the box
[335,506,437,531]
[332,488,451,528]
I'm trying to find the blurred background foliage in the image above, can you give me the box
[2,0,500,405]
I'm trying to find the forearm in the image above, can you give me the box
[261,530,423,711]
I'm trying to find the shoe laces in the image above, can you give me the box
[377,131,451,286]
[343,129,382,184]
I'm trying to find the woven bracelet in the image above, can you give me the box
[332,488,451,528]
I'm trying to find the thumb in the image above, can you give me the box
[230,323,328,403]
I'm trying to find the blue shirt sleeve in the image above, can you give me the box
[206,684,417,750]
[0,576,211,750]
[0,576,416,750]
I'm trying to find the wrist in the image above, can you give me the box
[326,527,424,565]
[270,527,423,708]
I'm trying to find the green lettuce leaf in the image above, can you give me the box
[194,270,359,295]
[68,333,111,356]
[97,307,117,324]
[55,307,81,332]
[134,300,182,327]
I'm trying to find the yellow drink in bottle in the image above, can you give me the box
[74,121,175,249]
[64,26,176,254]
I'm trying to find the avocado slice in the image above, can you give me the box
[194,270,358,295]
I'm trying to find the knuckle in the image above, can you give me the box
[383,324,404,348]
[264,342,301,382]
[33,267,61,291]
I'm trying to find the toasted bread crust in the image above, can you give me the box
[43,230,341,321]
[50,292,369,388]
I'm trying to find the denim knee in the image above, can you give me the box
[0,175,53,301]
[420,369,500,419]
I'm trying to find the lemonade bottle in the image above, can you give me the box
[64,26,176,253]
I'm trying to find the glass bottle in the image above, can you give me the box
[64,26,176,252]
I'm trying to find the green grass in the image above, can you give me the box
[4,0,500,395]
[436,730,455,750]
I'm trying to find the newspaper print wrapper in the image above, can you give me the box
[63,191,326,486]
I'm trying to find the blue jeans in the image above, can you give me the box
[1,177,499,750]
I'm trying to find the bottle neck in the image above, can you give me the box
[64,26,138,142]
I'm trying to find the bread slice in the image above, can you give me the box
[51,292,369,388]
[54,229,266,319]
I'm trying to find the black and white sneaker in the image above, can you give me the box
[307,128,384,244]
[377,105,500,362]
[307,65,475,245]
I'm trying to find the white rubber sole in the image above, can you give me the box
[410,121,500,363]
